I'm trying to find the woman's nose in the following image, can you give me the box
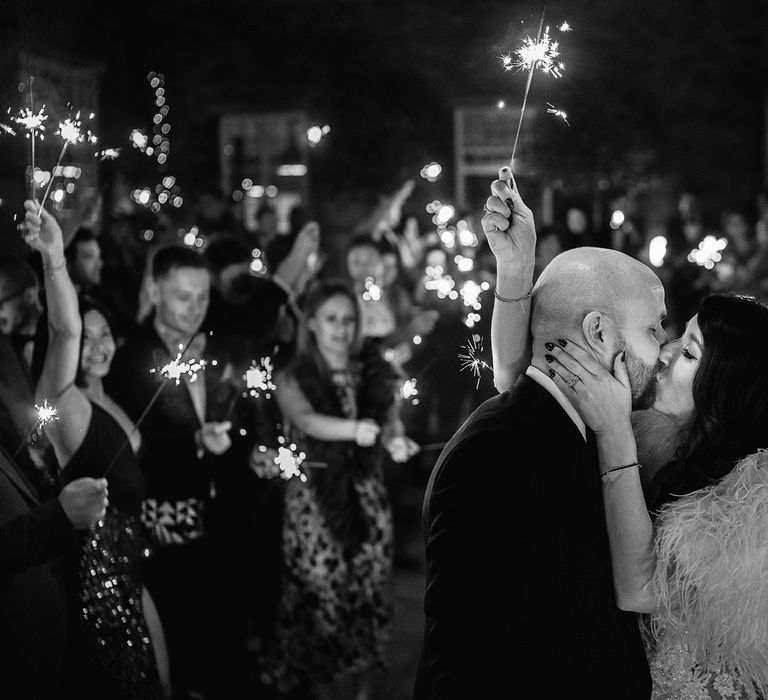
[658,337,681,368]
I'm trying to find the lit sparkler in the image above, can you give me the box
[0,122,15,136]
[688,235,728,270]
[458,335,494,389]
[38,111,97,213]
[423,266,458,300]
[546,102,570,126]
[254,437,308,482]
[244,357,276,399]
[501,3,569,165]
[150,349,207,385]
[459,279,491,310]
[11,106,47,140]
[505,28,562,77]
[97,147,121,160]
[399,377,420,405]
[35,399,59,427]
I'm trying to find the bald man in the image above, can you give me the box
[415,184,662,699]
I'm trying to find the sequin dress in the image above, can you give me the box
[260,367,394,693]
[62,402,162,699]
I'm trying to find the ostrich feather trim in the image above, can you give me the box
[650,449,768,691]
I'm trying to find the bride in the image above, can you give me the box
[482,170,768,699]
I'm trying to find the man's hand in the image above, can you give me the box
[481,167,536,273]
[20,200,65,262]
[58,477,108,530]
[354,419,381,447]
[197,421,232,456]
[248,446,280,479]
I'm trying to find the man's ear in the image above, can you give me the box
[581,311,621,365]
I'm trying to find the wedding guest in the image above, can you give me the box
[106,245,231,699]
[260,279,418,699]
[65,227,135,342]
[20,200,168,698]
[65,227,103,290]
[0,259,42,370]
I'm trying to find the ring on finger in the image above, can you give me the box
[566,374,581,390]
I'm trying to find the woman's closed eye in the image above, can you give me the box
[681,347,698,361]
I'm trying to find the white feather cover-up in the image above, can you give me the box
[647,449,768,699]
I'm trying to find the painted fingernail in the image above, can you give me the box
[621,351,626,362]
[544,342,555,351]
[545,354,554,363]
[548,369,556,378]
[557,339,567,347]
[505,198,515,210]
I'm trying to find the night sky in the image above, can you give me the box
[3,0,767,224]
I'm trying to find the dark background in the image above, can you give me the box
[1,0,766,231]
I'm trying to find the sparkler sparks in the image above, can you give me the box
[459,280,491,311]
[255,437,308,482]
[399,378,420,405]
[97,147,121,160]
[546,102,570,126]
[150,350,207,385]
[509,28,563,78]
[559,21,572,32]
[244,357,276,399]
[1,122,16,136]
[458,335,494,389]
[11,106,48,139]
[35,399,59,427]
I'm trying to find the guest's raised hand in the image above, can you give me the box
[294,221,320,259]
[544,339,632,436]
[20,200,64,260]
[481,167,536,271]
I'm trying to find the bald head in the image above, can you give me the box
[532,248,661,339]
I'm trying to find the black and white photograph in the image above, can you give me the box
[1,1,767,698]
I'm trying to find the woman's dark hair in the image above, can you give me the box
[75,296,116,387]
[649,294,768,510]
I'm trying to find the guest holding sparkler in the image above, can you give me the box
[260,279,418,699]
[19,200,167,699]
[106,245,230,700]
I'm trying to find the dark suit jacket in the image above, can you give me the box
[414,375,651,699]
[0,449,79,699]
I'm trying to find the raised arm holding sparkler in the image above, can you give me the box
[20,200,93,462]
[481,167,537,392]
[19,200,170,698]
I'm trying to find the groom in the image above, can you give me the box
[414,178,665,699]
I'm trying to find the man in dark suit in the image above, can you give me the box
[415,178,667,698]
[0,450,107,699]
[106,245,233,699]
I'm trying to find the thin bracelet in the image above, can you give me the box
[44,259,66,279]
[601,462,641,479]
[493,284,533,304]
[494,284,532,314]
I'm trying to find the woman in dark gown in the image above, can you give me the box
[21,200,168,698]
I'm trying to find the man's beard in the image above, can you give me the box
[623,346,663,410]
